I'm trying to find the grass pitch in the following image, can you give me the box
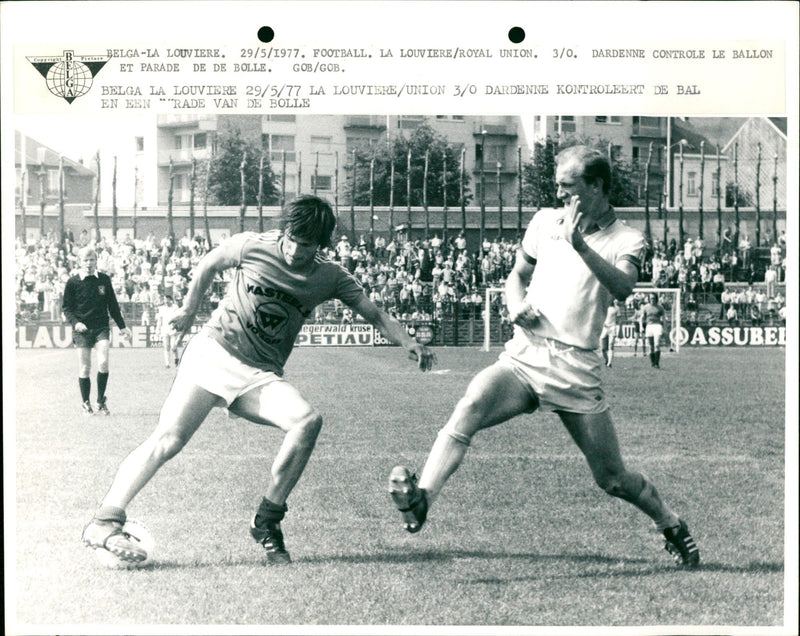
[8,344,790,633]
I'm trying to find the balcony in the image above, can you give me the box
[344,116,388,130]
[632,122,664,139]
[157,115,217,130]
[473,123,519,137]
[158,147,213,165]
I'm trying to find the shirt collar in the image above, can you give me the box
[584,206,617,234]
[80,270,97,280]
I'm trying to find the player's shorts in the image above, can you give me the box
[645,323,664,340]
[600,325,618,341]
[498,333,607,414]
[175,331,283,406]
[73,327,110,348]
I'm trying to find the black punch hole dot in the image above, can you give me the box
[508,27,525,44]
[258,26,275,43]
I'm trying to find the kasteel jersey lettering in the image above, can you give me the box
[204,231,365,373]
[520,208,645,350]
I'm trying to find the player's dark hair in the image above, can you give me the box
[284,195,336,248]
[557,145,611,195]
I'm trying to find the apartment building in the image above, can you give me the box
[153,114,530,207]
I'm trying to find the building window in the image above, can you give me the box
[194,133,207,149]
[687,171,697,196]
[263,134,296,162]
[595,116,621,124]
[475,144,505,165]
[636,116,660,129]
[711,172,720,197]
[311,175,332,191]
[135,137,144,152]
[311,136,332,150]
[558,116,576,133]
[346,137,376,157]
[47,169,60,194]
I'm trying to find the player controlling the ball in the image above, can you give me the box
[389,145,700,567]
[82,195,436,565]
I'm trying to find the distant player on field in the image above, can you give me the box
[630,298,646,357]
[600,299,620,368]
[82,195,436,565]
[62,247,131,415]
[155,295,182,368]
[642,293,665,369]
[388,146,699,567]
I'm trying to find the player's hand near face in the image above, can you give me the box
[408,343,437,372]
[74,321,88,333]
[564,195,589,254]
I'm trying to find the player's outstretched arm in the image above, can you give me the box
[351,295,436,371]
[170,244,237,337]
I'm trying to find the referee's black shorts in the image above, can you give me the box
[73,327,111,348]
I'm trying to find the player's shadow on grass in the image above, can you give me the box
[147,551,783,575]
[298,549,784,578]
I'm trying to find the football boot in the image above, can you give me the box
[96,397,110,416]
[663,519,700,567]
[82,401,94,415]
[81,518,148,563]
[388,465,428,533]
[250,516,291,564]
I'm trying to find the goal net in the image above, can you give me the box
[482,286,682,353]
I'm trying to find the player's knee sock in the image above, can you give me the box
[604,471,679,530]
[655,351,661,365]
[419,429,471,504]
[97,372,109,401]
[94,505,126,524]
[255,497,287,525]
[79,377,91,402]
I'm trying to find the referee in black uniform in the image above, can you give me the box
[62,247,131,415]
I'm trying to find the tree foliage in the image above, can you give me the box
[207,123,280,206]
[347,124,472,207]
[725,182,754,207]
[520,136,640,208]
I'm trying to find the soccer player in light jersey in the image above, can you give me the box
[389,146,699,567]
[82,195,435,565]
[155,295,181,368]
[600,300,620,368]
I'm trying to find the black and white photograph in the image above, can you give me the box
[3,2,797,635]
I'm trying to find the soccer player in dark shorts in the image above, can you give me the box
[62,247,131,415]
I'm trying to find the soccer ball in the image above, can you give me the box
[96,519,155,569]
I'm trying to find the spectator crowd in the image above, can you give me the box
[15,222,787,330]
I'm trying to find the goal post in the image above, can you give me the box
[482,286,682,353]
[482,287,507,351]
